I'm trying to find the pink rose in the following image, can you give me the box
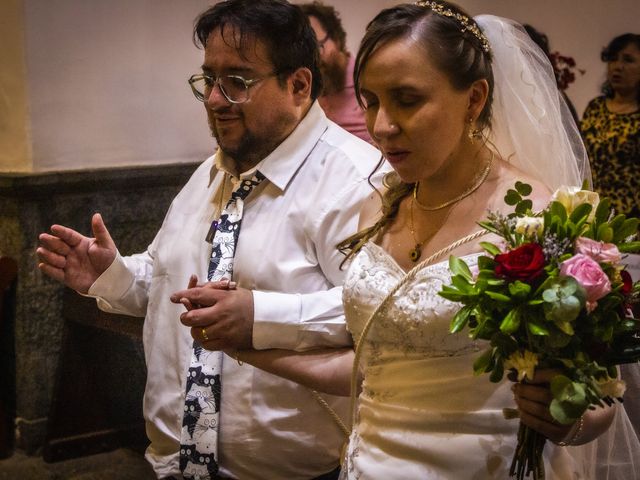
[575,237,622,265]
[560,254,611,312]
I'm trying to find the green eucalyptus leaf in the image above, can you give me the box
[542,288,560,302]
[509,281,531,298]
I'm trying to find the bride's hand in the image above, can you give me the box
[512,369,577,444]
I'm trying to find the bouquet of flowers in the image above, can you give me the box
[439,182,640,480]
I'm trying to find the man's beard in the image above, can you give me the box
[320,55,347,95]
[209,110,297,170]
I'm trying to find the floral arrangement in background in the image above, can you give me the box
[439,182,640,480]
[549,52,585,91]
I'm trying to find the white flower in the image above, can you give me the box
[504,350,539,381]
[551,186,600,221]
[597,377,627,398]
[515,217,544,238]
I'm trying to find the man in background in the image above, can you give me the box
[301,1,372,143]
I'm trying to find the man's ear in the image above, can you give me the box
[467,78,489,121]
[289,67,313,105]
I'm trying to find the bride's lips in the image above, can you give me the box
[383,149,411,165]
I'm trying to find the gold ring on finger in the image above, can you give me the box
[201,328,209,341]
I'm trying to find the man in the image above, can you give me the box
[36,1,378,479]
[300,2,372,143]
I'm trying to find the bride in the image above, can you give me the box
[176,1,639,478]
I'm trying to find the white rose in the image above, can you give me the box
[551,186,600,221]
[515,217,544,238]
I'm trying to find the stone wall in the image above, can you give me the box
[0,162,199,453]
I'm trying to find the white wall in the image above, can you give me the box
[25,0,213,171]
[320,0,638,117]
[21,0,640,172]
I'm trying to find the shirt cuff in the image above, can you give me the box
[87,251,135,301]
[252,290,302,350]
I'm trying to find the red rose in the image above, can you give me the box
[621,270,633,295]
[494,243,546,282]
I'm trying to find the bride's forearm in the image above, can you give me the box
[231,347,355,396]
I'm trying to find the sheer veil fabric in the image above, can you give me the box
[476,15,639,479]
[476,15,592,192]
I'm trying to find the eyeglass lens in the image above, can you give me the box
[193,76,250,103]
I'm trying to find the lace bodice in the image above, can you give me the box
[343,241,481,357]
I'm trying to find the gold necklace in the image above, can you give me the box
[413,151,493,211]
[408,200,454,262]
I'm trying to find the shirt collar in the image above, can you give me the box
[212,101,328,192]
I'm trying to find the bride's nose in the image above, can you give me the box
[371,107,399,140]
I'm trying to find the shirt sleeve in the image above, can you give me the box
[86,250,154,317]
[252,174,371,351]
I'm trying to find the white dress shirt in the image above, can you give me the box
[87,102,380,479]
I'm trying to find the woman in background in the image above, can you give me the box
[580,33,640,218]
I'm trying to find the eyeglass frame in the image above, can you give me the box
[188,72,278,104]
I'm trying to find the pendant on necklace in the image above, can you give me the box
[409,244,421,262]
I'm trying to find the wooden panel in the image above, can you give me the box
[43,290,148,462]
[0,256,18,459]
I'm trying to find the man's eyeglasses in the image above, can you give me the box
[188,73,276,104]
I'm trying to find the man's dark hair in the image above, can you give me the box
[194,0,322,100]
[300,1,347,53]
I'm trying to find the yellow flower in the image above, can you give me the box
[551,186,600,221]
[597,377,627,398]
[504,350,539,381]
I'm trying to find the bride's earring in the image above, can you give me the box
[467,117,482,142]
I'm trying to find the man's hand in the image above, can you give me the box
[171,281,254,351]
[37,213,117,293]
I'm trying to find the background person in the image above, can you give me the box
[300,1,372,143]
[36,1,379,479]
[580,33,640,218]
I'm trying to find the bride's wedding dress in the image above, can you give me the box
[340,241,637,479]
